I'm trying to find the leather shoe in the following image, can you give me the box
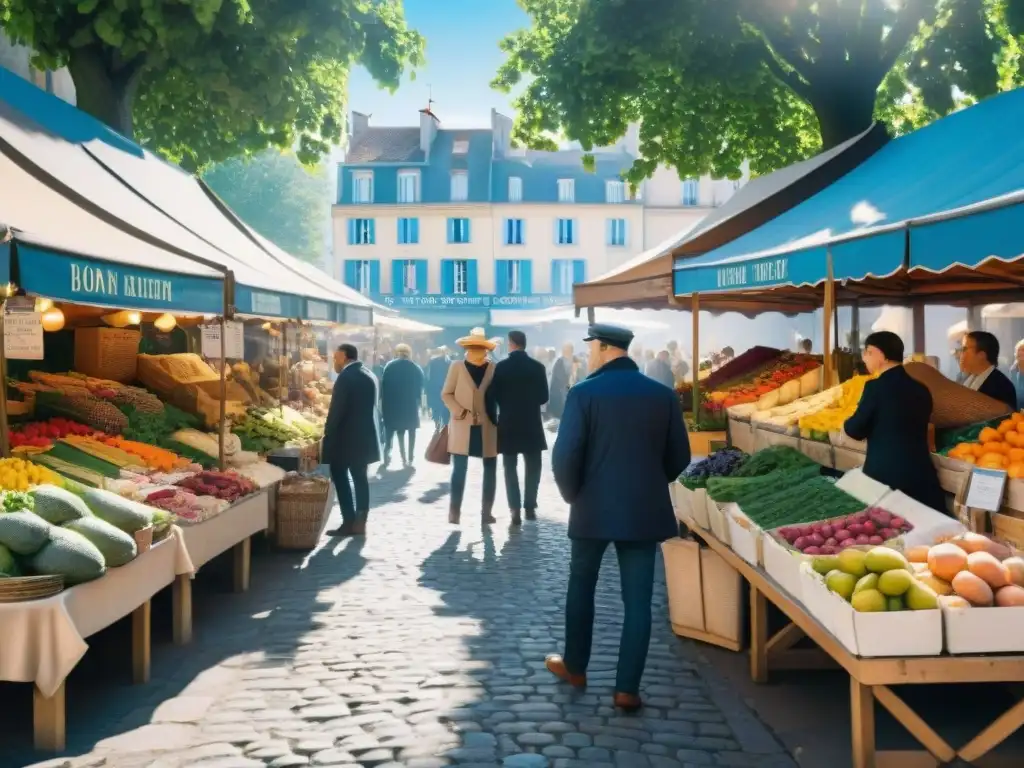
[544,654,586,688]
[613,692,643,712]
[525,509,537,521]
[449,507,461,524]
[510,510,522,526]
[326,520,365,537]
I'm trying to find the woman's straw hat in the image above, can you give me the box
[456,327,496,350]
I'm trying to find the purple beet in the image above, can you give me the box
[793,536,809,550]
[820,545,837,555]
[834,530,853,541]
[803,546,822,555]
[807,533,825,547]
[819,525,834,539]
[880,528,896,540]
[855,534,871,545]
[868,535,884,545]
[825,537,838,547]
[862,521,877,535]
[839,539,857,549]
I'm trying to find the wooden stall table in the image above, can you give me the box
[0,528,194,751]
[175,490,270,643]
[692,527,1024,768]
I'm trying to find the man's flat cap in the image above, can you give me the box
[583,323,634,351]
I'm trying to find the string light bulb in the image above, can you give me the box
[153,313,177,332]
[34,297,54,313]
[125,311,141,326]
[41,307,65,332]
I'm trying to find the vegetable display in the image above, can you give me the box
[9,418,99,449]
[797,374,874,436]
[706,465,821,503]
[232,407,319,453]
[733,476,864,530]
[731,446,817,478]
[679,448,746,490]
[775,507,914,555]
[177,470,256,502]
[706,353,820,410]
[0,457,65,490]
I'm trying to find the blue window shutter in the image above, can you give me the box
[347,219,355,245]
[553,219,560,245]
[571,219,577,244]
[518,219,525,244]
[411,218,419,244]
[415,260,427,292]
[550,260,562,294]
[368,219,376,245]
[521,260,533,294]
[495,260,507,295]
[344,260,356,288]
[441,260,454,293]
[573,259,586,286]
[622,219,628,245]
[466,259,478,294]
[464,219,471,243]
[369,260,381,293]
[391,259,404,295]
[446,218,454,244]
[606,219,613,246]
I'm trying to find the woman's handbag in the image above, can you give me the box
[425,425,451,465]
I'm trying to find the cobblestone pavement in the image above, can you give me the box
[13,444,797,768]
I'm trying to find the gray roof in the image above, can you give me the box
[347,127,425,163]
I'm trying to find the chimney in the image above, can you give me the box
[351,111,369,138]
[491,108,513,157]
[419,107,438,159]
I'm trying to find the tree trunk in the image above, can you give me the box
[67,46,145,138]
[808,77,879,150]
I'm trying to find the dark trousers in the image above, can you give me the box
[502,451,542,512]
[330,461,369,525]
[450,454,497,514]
[384,427,416,464]
[563,539,657,695]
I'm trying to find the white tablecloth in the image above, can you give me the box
[0,526,194,698]
[180,490,269,570]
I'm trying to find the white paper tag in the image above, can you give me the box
[201,321,244,359]
[4,310,44,360]
[965,468,1007,512]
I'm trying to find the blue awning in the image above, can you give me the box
[674,86,1024,297]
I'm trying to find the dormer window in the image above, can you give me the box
[452,140,469,155]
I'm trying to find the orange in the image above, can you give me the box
[971,443,988,458]
[1009,448,1024,463]
[1009,462,1024,479]
[982,441,1008,455]
[999,419,1017,434]
[1007,431,1023,447]
[963,455,977,465]
[980,427,1001,443]
[1013,412,1024,424]
[979,453,1007,469]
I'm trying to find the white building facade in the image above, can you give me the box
[331,109,748,325]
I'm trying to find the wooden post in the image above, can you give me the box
[233,536,251,593]
[850,299,861,352]
[131,600,151,684]
[172,573,193,645]
[0,297,9,458]
[850,678,876,768]
[691,293,700,425]
[218,312,227,471]
[33,683,66,751]
[912,303,926,355]
[823,252,835,388]
[750,586,769,684]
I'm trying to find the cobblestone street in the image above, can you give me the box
[8,446,796,768]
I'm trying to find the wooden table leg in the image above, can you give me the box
[233,536,251,593]
[172,572,193,645]
[851,678,876,768]
[132,599,151,684]
[750,585,769,683]
[958,696,1024,763]
[33,682,66,752]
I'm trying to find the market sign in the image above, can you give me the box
[304,299,336,322]
[16,245,224,314]
[235,286,303,319]
[376,293,572,310]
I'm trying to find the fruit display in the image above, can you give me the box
[797,374,874,437]
[906,533,1024,608]
[678,448,746,490]
[0,457,64,490]
[706,353,821,410]
[742,384,844,430]
[813,546,939,612]
[9,418,100,450]
[177,470,257,502]
[698,346,784,392]
[774,506,915,555]
[946,413,1024,475]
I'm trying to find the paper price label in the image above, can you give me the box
[4,311,44,360]
[201,321,244,359]
[965,467,1007,513]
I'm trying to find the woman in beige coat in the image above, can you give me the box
[442,328,498,525]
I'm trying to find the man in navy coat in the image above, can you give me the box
[323,344,381,537]
[547,324,691,711]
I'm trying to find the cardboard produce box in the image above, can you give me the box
[662,537,743,651]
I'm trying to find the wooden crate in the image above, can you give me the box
[74,328,141,382]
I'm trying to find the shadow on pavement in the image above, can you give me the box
[0,530,368,764]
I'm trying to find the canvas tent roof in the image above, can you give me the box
[672,86,1024,312]
[0,67,376,322]
[573,123,888,310]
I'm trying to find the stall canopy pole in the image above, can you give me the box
[912,303,926,355]
[850,299,861,353]
[967,305,983,332]
[691,293,700,425]
[823,251,835,389]
[217,272,235,471]
[0,297,8,458]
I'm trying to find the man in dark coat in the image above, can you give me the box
[959,331,1019,412]
[380,344,425,469]
[644,350,675,389]
[547,324,691,712]
[547,343,574,420]
[845,331,946,513]
[490,330,549,526]
[324,344,381,537]
[425,347,452,428]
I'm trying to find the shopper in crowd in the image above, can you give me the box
[548,343,574,420]
[800,338,813,354]
[441,328,499,526]
[1010,339,1024,410]
[324,344,381,538]
[426,347,452,428]
[380,344,425,469]
[958,330,1018,411]
[644,350,675,389]
[844,331,946,513]
[490,330,549,526]
[547,324,691,712]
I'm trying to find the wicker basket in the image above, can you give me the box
[74,328,142,383]
[134,525,154,554]
[275,478,332,550]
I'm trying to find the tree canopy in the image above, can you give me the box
[202,150,329,266]
[494,0,1024,183]
[0,0,423,171]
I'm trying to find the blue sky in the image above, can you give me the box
[347,0,528,128]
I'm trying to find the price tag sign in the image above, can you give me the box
[965,467,1007,512]
[4,310,44,360]
[201,321,243,359]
